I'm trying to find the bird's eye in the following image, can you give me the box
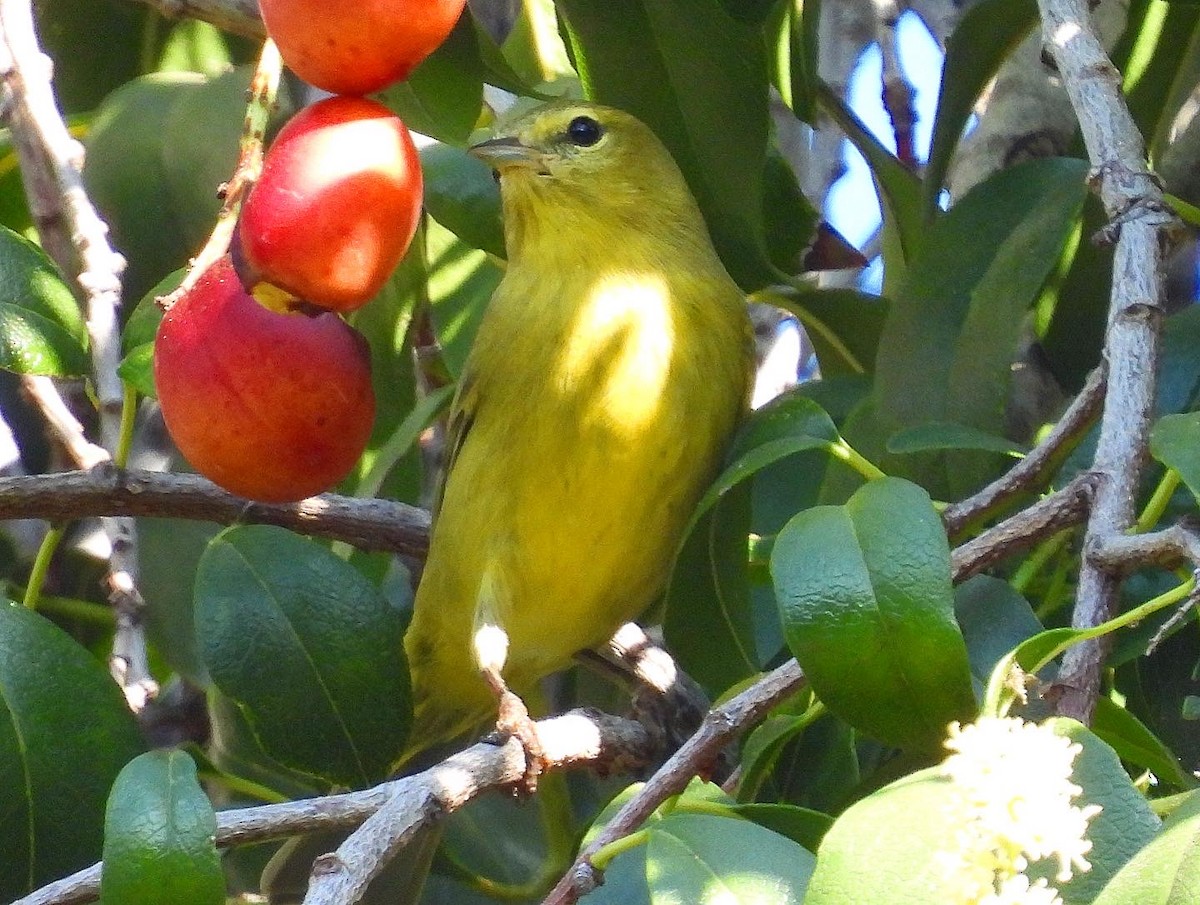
[565,115,603,147]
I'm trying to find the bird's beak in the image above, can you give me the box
[468,136,546,170]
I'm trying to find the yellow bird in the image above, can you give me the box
[403,101,754,761]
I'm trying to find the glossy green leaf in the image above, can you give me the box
[159,66,253,252]
[100,751,223,905]
[1029,720,1161,902]
[426,216,503,377]
[665,395,840,695]
[118,269,182,399]
[0,225,89,376]
[0,602,144,900]
[731,802,833,853]
[83,72,246,302]
[558,0,778,288]
[33,0,144,114]
[768,0,819,123]
[1092,790,1200,905]
[922,0,1037,217]
[1119,1,1200,161]
[588,813,814,905]
[155,19,233,76]
[195,526,412,788]
[771,477,975,751]
[380,14,484,146]
[872,156,1089,497]
[887,421,1025,456]
[1151,412,1200,503]
[954,576,1044,688]
[420,143,505,258]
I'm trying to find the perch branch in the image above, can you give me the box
[542,659,807,905]
[1036,0,1177,722]
[13,709,655,905]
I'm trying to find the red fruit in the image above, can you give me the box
[236,96,423,313]
[154,256,375,503]
[260,0,467,95]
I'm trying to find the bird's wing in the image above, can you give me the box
[430,365,478,522]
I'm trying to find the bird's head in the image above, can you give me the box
[469,101,704,256]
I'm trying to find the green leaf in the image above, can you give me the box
[872,156,1089,497]
[954,576,1044,688]
[426,216,503,377]
[1092,790,1200,905]
[195,526,412,788]
[420,143,505,258]
[664,395,840,695]
[1030,720,1161,902]
[1091,697,1196,790]
[589,813,814,904]
[33,0,144,115]
[771,477,975,751]
[815,83,924,275]
[378,13,484,145]
[119,269,183,399]
[0,224,89,375]
[887,421,1025,456]
[0,602,144,900]
[1151,412,1200,503]
[159,66,254,253]
[768,0,820,123]
[921,0,1037,218]
[100,751,223,905]
[730,802,833,853]
[766,287,888,377]
[84,72,246,302]
[558,0,779,289]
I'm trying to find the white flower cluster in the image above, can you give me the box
[936,717,1103,904]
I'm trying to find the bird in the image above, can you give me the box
[402,100,754,772]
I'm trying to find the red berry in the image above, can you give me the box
[236,97,423,313]
[260,0,468,96]
[154,256,376,503]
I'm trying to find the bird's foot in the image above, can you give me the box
[482,668,546,796]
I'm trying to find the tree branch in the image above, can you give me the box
[541,660,807,905]
[942,365,1105,538]
[13,709,655,905]
[0,467,431,563]
[950,473,1097,582]
[1036,0,1176,722]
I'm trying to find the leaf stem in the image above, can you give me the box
[114,382,138,469]
[828,438,887,481]
[588,829,650,871]
[23,524,64,609]
[1136,468,1181,533]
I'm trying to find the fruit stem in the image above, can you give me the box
[157,37,284,312]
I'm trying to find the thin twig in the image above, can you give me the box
[950,473,1097,582]
[1037,0,1177,722]
[942,364,1105,537]
[541,660,807,905]
[1087,521,1200,573]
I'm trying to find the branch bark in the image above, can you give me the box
[1036,0,1176,722]
[0,467,431,562]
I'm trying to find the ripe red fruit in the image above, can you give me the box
[154,256,376,503]
[235,96,423,313]
[259,0,467,96]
